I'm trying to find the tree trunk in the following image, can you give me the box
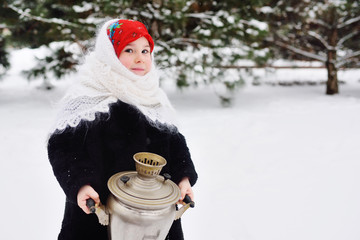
[325,54,338,95]
[151,0,161,39]
[326,7,339,95]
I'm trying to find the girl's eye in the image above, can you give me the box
[124,49,133,53]
[142,49,149,54]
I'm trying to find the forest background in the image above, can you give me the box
[1,0,359,104]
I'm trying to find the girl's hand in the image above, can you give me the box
[77,185,100,214]
[177,177,194,204]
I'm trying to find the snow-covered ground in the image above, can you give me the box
[1,49,360,240]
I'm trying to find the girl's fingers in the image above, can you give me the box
[77,185,100,214]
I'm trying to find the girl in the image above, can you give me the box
[47,19,198,240]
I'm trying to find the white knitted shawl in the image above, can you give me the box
[51,19,177,133]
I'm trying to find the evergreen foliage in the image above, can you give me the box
[0,0,267,104]
[3,1,359,100]
[0,35,10,79]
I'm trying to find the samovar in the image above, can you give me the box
[87,152,194,240]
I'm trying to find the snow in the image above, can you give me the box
[2,48,360,240]
[72,2,93,13]
[8,4,80,28]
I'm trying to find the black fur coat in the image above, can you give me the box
[47,100,198,240]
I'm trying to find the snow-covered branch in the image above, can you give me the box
[185,12,214,19]
[307,18,331,29]
[338,30,360,48]
[338,15,360,29]
[336,50,360,68]
[8,4,81,28]
[156,40,172,52]
[308,31,333,50]
[274,40,327,62]
[275,32,290,43]
[341,50,360,60]
[185,12,214,24]
[166,38,201,45]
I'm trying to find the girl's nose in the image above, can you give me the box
[134,52,144,63]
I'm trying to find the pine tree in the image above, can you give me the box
[262,0,360,94]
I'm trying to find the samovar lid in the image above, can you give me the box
[107,152,181,209]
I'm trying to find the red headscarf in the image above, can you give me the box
[107,19,154,58]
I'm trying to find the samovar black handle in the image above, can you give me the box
[183,195,195,208]
[86,198,96,213]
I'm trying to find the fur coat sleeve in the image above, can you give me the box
[48,121,105,204]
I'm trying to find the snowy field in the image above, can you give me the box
[1,49,360,240]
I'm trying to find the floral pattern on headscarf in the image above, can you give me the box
[107,22,123,44]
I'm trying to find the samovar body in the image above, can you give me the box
[88,152,194,240]
[107,194,175,240]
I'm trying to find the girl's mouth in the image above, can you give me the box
[131,68,145,75]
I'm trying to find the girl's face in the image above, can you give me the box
[119,37,152,76]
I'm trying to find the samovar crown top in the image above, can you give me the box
[107,152,180,209]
